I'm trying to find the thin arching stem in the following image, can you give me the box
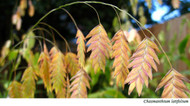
[83,1,173,69]
[13,35,58,50]
[41,26,56,44]
[37,37,43,53]
[112,7,122,30]
[145,29,173,68]
[29,1,173,69]
[49,28,56,44]
[13,27,57,49]
[34,27,55,45]
[38,23,71,52]
[8,35,57,85]
[40,29,46,44]
[16,66,28,71]
[30,1,103,30]
[30,8,58,30]
[135,22,148,38]
[121,12,172,68]
[84,3,101,24]
[61,8,79,29]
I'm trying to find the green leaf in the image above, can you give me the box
[26,31,35,49]
[180,56,190,68]
[112,17,119,31]
[178,34,190,54]
[181,18,187,26]
[15,71,22,81]
[90,67,100,87]
[36,79,44,85]
[158,31,165,45]
[103,89,126,98]
[22,49,31,63]
[33,52,40,75]
[186,83,190,97]
[181,70,190,75]
[88,88,126,98]
[8,49,19,61]
[22,49,36,65]
[14,55,21,71]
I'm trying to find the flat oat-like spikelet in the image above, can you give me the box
[112,30,131,88]
[86,24,111,73]
[38,43,51,92]
[8,81,23,98]
[66,75,71,98]
[49,47,66,98]
[76,29,86,67]
[65,52,80,77]
[125,38,160,96]
[28,0,35,17]
[70,68,91,98]
[156,68,190,98]
[21,66,37,98]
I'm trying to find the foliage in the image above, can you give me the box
[88,88,126,98]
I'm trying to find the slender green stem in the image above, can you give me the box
[122,11,172,68]
[85,1,148,37]
[35,27,54,44]
[8,53,21,89]
[13,33,57,49]
[49,27,56,44]
[37,37,43,54]
[83,1,173,69]
[61,8,78,29]
[30,1,82,30]
[12,27,51,49]
[135,21,148,38]
[38,22,71,52]
[146,30,173,69]
[0,61,11,73]
[8,35,57,86]
[32,27,56,45]
[112,7,122,30]
[84,3,101,24]
[30,8,58,30]
[14,66,16,80]
[29,1,173,69]
[16,66,28,71]
[31,1,103,30]
[40,28,46,44]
